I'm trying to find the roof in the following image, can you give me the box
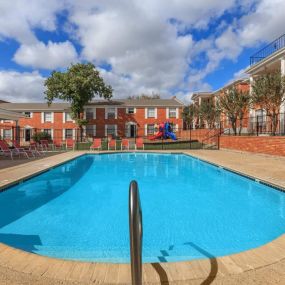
[0,98,184,111]
[191,92,213,101]
[213,78,249,95]
[0,108,25,120]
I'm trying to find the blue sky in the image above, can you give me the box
[0,0,284,102]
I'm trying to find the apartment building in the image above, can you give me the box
[0,98,184,142]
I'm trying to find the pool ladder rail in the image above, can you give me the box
[129,180,143,285]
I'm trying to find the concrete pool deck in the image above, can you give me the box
[1,149,285,284]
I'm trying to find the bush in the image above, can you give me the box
[32,132,51,143]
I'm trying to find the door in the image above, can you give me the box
[130,124,136,138]
[25,129,31,141]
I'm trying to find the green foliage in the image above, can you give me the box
[182,104,197,129]
[32,131,51,143]
[218,87,250,135]
[127,93,161,100]
[44,63,113,121]
[198,99,220,129]
[251,72,285,135]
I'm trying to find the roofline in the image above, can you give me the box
[212,78,249,95]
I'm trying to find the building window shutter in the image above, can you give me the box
[93,125,96,136]
[51,112,54,123]
[105,125,107,136]
[63,112,66,123]
[115,125,117,136]
[30,112,33,118]
[93,108,96,120]
[41,112,44,123]
[176,108,179,119]
[51,129,54,139]
[155,108,157,119]
[166,108,169,119]
[115,108,117,119]
[72,129,76,140]
[63,129,66,140]
[144,125,148,136]
[105,108,108,119]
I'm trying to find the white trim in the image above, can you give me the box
[93,108,96,120]
[145,108,147,119]
[105,125,107,136]
[155,108,157,119]
[144,124,147,136]
[105,108,107,119]
[72,129,76,140]
[115,108,117,119]
[62,129,66,140]
[63,112,66,123]
[93,125,96,136]
[281,58,285,76]
[176,108,179,119]
[166,108,169,119]
[51,129,54,139]
[114,124,117,136]
[51,112,54,123]
[41,112,44,123]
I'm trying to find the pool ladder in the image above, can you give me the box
[129,180,143,285]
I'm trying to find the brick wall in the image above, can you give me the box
[220,135,285,156]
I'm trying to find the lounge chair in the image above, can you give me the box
[53,139,63,150]
[29,142,44,156]
[12,140,36,157]
[65,139,75,150]
[121,139,129,150]
[40,139,51,151]
[90,139,102,151]
[108,139,116,150]
[0,140,28,159]
[135,137,144,150]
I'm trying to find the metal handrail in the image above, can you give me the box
[129,180,143,285]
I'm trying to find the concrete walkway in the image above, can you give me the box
[1,149,285,284]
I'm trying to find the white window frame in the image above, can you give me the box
[105,107,117,119]
[126,107,136,114]
[146,107,157,118]
[168,107,177,119]
[85,108,96,120]
[105,124,117,136]
[86,125,96,137]
[63,112,73,123]
[3,129,12,139]
[23,111,33,118]
[42,112,54,123]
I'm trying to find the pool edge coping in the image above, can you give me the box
[0,149,285,284]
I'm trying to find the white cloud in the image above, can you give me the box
[0,70,45,102]
[0,0,64,44]
[13,41,78,69]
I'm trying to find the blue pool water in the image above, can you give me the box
[1,153,285,263]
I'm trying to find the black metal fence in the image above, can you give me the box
[250,33,285,65]
[0,125,220,151]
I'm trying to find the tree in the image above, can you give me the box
[182,104,197,129]
[218,87,250,135]
[127,93,161,100]
[198,99,220,129]
[45,63,113,140]
[251,71,285,135]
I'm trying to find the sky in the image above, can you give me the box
[0,0,284,103]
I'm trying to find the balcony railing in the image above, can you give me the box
[250,33,285,66]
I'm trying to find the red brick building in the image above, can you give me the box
[0,98,184,142]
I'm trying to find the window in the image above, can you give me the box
[65,129,73,139]
[43,129,52,137]
[86,108,94,120]
[86,125,96,137]
[3,129,12,139]
[24,112,32,118]
[44,112,52,122]
[147,108,155,118]
[169,108,177,118]
[126,107,135,114]
[106,124,117,136]
[106,108,116,119]
[65,112,73,122]
[147,124,155,135]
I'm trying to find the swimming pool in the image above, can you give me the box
[1,153,285,263]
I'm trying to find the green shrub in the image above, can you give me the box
[32,131,51,143]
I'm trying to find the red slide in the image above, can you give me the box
[149,132,163,140]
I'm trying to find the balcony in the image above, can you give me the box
[250,33,285,66]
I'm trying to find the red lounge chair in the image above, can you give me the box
[108,139,116,150]
[0,140,27,159]
[53,140,63,150]
[12,140,36,157]
[135,138,144,150]
[121,139,129,150]
[29,142,44,156]
[40,139,51,151]
[66,139,75,150]
[90,139,102,151]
